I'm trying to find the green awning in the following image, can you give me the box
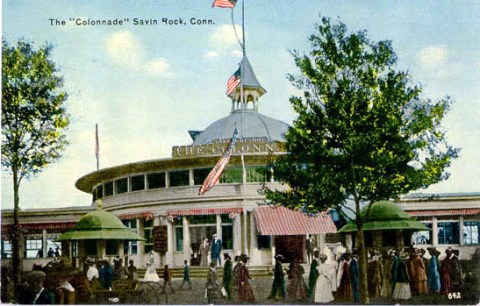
[57,207,145,241]
[338,201,429,233]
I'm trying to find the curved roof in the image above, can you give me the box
[338,201,428,233]
[192,110,289,145]
[57,207,145,241]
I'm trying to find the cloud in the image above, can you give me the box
[416,45,447,68]
[210,24,243,49]
[105,31,173,77]
[207,24,244,57]
[205,51,219,58]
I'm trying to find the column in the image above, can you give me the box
[432,217,438,246]
[216,214,222,238]
[136,218,145,266]
[42,228,47,258]
[166,220,174,266]
[233,215,242,256]
[183,217,191,262]
[318,234,326,254]
[154,217,162,266]
[249,214,258,263]
[243,209,248,255]
[459,216,464,246]
[271,236,276,264]
[189,169,194,186]
[165,171,170,188]
[396,230,404,250]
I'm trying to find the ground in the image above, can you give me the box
[148,277,477,305]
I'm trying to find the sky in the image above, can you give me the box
[2,0,479,209]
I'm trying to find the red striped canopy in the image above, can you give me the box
[117,211,154,220]
[167,207,243,217]
[407,209,480,217]
[253,206,337,236]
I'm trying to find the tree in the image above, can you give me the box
[264,16,458,304]
[2,39,70,283]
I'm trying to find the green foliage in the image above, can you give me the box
[2,38,70,179]
[265,16,459,216]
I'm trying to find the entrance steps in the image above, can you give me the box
[137,265,274,279]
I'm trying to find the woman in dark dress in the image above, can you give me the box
[237,255,255,303]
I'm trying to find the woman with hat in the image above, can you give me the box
[205,262,221,304]
[223,253,232,299]
[268,254,286,301]
[238,254,255,303]
[314,254,335,303]
[392,252,411,301]
[286,259,307,301]
[440,248,452,294]
[427,247,441,293]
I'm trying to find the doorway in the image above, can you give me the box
[275,235,304,263]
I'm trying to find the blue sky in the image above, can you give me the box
[2,0,480,209]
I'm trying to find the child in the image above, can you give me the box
[163,264,175,294]
[180,260,192,289]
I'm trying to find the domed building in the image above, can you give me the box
[1,55,337,271]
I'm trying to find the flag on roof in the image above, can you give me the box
[226,67,241,95]
[199,128,238,195]
[212,0,237,9]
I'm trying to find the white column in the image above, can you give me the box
[137,219,145,266]
[459,216,464,246]
[318,234,326,254]
[216,214,222,238]
[233,215,242,256]
[165,171,170,188]
[432,217,438,246]
[42,228,47,258]
[243,209,248,255]
[183,217,191,262]
[271,236,276,264]
[250,214,258,263]
[189,169,194,186]
[166,220,174,266]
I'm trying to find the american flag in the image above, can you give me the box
[199,128,238,195]
[212,0,237,9]
[226,68,241,95]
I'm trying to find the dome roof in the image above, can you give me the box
[192,110,289,145]
[338,201,428,233]
[57,208,145,241]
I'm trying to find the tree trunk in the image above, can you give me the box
[356,227,370,304]
[11,167,22,283]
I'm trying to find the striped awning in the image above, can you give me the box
[253,206,337,236]
[117,211,154,220]
[1,222,77,231]
[167,207,243,217]
[407,209,480,217]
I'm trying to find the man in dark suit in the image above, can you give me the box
[23,271,55,304]
[211,233,222,266]
[350,251,360,303]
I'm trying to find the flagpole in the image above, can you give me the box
[242,0,245,56]
[95,123,99,171]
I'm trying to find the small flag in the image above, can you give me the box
[95,124,99,170]
[212,0,237,9]
[199,128,238,195]
[226,68,241,95]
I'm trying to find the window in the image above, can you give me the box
[222,225,233,249]
[176,227,184,251]
[46,238,61,257]
[93,185,103,201]
[189,215,216,225]
[84,240,97,256]
[194,168,212,185]
[221,214,233,224]
[130,175,145,191]
[144,219,154,253]
[104,181,114,196]
[25,238,42,259]
[438,221,460,244]
[219,167,243,183]
[463,221,480,245]
[1,240,12,258]
[115,178,128,194]
[412,223,432,245]
[123,219,138,254]
[257,235,271,249]
[169,170,189,187]
[147,172,165,189]
[106,240,117,256]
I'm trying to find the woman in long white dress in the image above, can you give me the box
[143,251,160,282]
[314,255,335,304]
